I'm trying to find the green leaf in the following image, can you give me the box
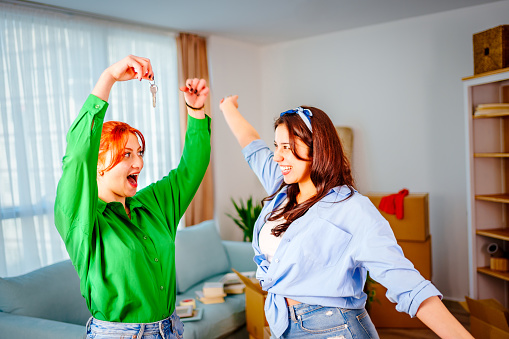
[226,196,263,242]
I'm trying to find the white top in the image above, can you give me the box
[258,200,287,263]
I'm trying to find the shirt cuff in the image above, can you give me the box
[406,281,443,317]
[242,139,268,159]
[84,94,109,119]
[187,114,211,133]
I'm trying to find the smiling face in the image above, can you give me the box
[273,124,313,189]
[97,133,144,204]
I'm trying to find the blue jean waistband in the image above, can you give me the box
[86,310,178,336]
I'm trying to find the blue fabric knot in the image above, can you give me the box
[280,107,313,131]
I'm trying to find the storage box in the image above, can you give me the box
[473,25,509,75]
[233,269,268,339]
[462,297,509,338]
[368,236,432,328]
[366,193,429,241]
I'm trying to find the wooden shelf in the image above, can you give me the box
[474,153,509,158]
[475,194,509,203]
[473,111,509,119]
[478,266,509,282]
[463,67,509,80]
[477,228,509,241]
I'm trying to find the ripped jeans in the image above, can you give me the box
[86,310,184,339]
[271,303,380,339]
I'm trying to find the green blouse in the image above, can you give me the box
[54,94,211,323]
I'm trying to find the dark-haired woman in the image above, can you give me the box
[219,96,473,339]
[55,55,210,339]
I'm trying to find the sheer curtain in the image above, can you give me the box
[0,3,180,277]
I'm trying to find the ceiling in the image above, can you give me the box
[12,0,506,45]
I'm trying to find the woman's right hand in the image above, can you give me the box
[92,55,153,102]
[219,95,239,111]
[105,55,154,82]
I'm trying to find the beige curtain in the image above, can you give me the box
[176,32,214,226]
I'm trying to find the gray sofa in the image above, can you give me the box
[0,220,256,339]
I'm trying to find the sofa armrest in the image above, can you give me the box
[0,312,86,339]
[222,240,257,272]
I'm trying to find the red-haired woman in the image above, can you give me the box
[219,96,473,339]
[54,55,210,339]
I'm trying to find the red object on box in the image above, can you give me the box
[378,189,409,219]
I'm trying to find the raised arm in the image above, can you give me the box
[54,55,153,264]
[92,55,153,102]
[219,95,261,148]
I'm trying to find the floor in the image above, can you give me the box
[377,300,471,339]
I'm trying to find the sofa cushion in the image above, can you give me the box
[0,260,90,326]
[175,220,230,293]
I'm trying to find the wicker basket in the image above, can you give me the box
[473,25,509,75]
[490,257,509,272]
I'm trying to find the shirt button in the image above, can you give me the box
[160,286,164,290]
[287,239,291,242]
[269,278,272,282]
[143,236,147,240]
[95,104,100,109]
[275,259,280,263]
[155,258,159,262]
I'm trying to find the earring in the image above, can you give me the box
[99,171,104,176]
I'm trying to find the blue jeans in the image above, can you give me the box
[86,310,184,339]
[272,303,380,339]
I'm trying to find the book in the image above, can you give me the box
[220,271,256,286]
[474,103,509,116]
[195,290,225,304]
[175,305,194,318]
[224,283,245,294]
[202,282,225,298]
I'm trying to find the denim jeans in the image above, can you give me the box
[271,303,380,339]
[86,310,184,339]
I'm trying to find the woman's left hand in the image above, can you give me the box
[179,78,209,110]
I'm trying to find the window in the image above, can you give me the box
[0,3,180,277]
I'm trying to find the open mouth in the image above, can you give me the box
[280,166,292,176]
[127,173,139,187]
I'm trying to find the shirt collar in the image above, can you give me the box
[96,196,143,213]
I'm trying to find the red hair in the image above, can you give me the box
[98,121,145,172]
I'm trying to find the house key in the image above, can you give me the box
[149,81,158,108]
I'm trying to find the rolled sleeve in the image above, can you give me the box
[403,281,443,317]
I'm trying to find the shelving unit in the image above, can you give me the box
[464,67,509,305]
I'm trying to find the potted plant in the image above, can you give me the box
[227,196,262,242]
[364,272,380,313]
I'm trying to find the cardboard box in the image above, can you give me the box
[368,236,432,328]
[263,326,271,339]
[399,236,432,280]
[368,282,426,328]
[473,25,509,75]
[233,269,268,339]
[366,193,429,241]
[463,297,509,339]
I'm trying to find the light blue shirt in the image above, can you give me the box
[242,139,442,338]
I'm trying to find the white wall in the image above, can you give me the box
[207,36,267,241]
[208,1,509,300]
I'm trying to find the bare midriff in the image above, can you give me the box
[285,298,301,306]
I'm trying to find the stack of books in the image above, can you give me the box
[220,271,256,295]
[195,282,226,304]
[474,103,509,117]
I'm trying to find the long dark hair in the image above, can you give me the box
[264,106,355,236]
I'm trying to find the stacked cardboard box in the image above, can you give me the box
[366,193,431,328]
